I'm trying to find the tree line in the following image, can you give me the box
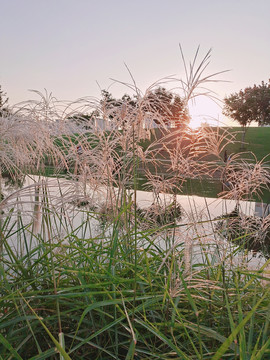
[223,80,270,127]
[92,80,270,130]
[1,80,270,130]
[0,85,8,116]
[90,87,190,128]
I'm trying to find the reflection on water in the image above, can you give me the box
[1,174,258,224]
[255,202,270,217]
[0,175,267,270]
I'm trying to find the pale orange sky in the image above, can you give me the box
[0,0,269,127]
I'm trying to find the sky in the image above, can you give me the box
[0,0,270,127]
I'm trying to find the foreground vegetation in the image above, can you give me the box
[1,49,270,359]
[1,204,270,359]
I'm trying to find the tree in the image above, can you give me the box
[0,85,9,116]
[144,87,189,128]
[99,88,189,129]
[223,80,270,147]
[170,94,189,127]
[224,81,270,125]
[251,81,270,125]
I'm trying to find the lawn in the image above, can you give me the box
[224,126,270,161]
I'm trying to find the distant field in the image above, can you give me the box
[137,126,270,202]
[222,126,270,161]
[140,126,270,161]
[39,126,270,202]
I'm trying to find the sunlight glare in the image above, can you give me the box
[189,116,205,129]
[188,96,223,128]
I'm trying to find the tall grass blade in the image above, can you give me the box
[211,288,270,360]
[0,334,23,360]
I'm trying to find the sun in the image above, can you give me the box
[189,116,205,129]
[188,96,223,129]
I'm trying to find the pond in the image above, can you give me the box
[1,174,257,221]
[1,174,267,270]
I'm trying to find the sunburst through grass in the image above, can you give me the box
[0,47,269,359]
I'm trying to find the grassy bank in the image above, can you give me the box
[223,127,270,161]
[140,126,270,161]
[33,126,270,203]
[1,196,270,359]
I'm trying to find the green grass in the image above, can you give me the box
[136,126,270,160]
[224,127,270,161]
[35,126,270,203]
[0,204,270,359]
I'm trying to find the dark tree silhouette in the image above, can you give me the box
[144,87,189,127]
[0,85,9,116]
[223,80,270,147]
